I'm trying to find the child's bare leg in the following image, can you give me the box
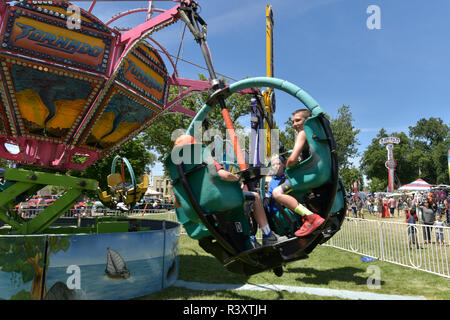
[272,187,313,215]
[272,188,298,211]
[250,192,268,228]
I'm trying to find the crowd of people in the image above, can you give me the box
[347,190,450,248]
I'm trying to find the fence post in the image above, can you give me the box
[378,221,384,261]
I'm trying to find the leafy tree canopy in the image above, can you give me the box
[329,105,360,171]
[361,118,449,189]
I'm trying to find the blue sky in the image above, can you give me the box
[72,0,449,177]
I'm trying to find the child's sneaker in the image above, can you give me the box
[262,232,288,246]
[295,214,325,237]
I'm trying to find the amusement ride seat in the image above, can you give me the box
[164,77,347,276]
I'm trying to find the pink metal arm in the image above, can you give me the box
[105,8,165,26]
[119,3,186,47]
[88,0,96,13]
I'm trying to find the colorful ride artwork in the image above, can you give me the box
[0,0,347,299]
[0,0,217,300]
[0,0,213,170]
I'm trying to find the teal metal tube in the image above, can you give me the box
[186,77,324,140]
[111,156,137,189]
[186,103,212,136]
[229,77,324,116]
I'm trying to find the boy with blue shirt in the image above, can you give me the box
[265,156,287,215]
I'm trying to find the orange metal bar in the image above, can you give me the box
[221,108,247,170]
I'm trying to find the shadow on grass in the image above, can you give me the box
[136,253,295,300]
[287,266,385,286]
[136,255,376,300]
[178,254,251,284]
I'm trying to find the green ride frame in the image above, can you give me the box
[0,168,98,234]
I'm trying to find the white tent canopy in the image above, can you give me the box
[144,188,162,196]
[398,178,434,191]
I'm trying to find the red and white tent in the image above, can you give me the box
[398,179,434,191]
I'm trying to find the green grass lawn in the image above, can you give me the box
[136,233,450,300]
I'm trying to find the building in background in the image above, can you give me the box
[151,176,172,199]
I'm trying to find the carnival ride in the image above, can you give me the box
[0,0,217,233]
[164,4,347,276]
[97,153,149,210]
[0,0,346,281]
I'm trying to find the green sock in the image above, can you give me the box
[294,203,313,216]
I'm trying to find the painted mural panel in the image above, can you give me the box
[4,57,102,141]
[0,98,6,135]
[163,224,180,288]
[45,231,174,300]
[117,42,169,108]
[0,235,49,300]
[85,89,155,150]
[0,225,179,300]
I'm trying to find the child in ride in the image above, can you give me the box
[272,109,325,237]
[173,134,287,247]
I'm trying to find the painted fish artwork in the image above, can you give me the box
[105,247,130,279]
[86,92,154,149]
[10,64,93,138]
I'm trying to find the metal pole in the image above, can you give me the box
[178,4,247,170]
[147,0,154,21]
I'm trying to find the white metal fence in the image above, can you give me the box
[324,217,450,279]
[15,207,175,218]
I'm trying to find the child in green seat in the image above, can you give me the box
[272,109,325,237]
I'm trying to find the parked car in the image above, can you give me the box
[91,201,106,216]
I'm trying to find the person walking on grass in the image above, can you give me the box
[377,197,383,218]
[420,200,436,244]
[357,197,364,219]
[388,196,396,217]
[350,198,357,217]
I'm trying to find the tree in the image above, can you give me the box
[279,118,296,152]
[0,236,70,300]
[409,117,448,147]
[408,118,449,184]
[367,176,386,193]
[360,129,417,190]
[361,118,450,189]
[340,166,364,194]
[431,141,450,184]
[329,105,360,171]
